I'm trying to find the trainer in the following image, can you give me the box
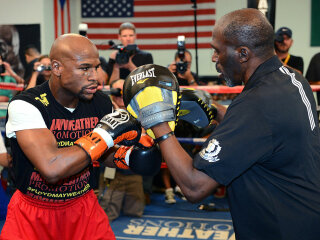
[123,9,320,240]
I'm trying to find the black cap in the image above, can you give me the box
[275,27,292,38]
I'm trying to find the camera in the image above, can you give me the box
[101,87,122,97]
[0,39,8,74]
[78,23,88,37]
[36,65,51,72]
[0,64,5,74]
[109,41,138,65]
[115,44,138,65]
[176,35,188,74]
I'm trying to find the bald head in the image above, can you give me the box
[214,8,274,58]
[50,34,99,62]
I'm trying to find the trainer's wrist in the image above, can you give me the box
[151,122,172,139]
[154,131,174,144]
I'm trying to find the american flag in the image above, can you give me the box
[81,0,216,50]
[54,0,71,38]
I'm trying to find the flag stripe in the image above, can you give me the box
[54,0,58,39]
[134,9,215,17]
[88,31,212,40]
[67,0,71,33]
[61,8,65,34]
[54,0,71,38]
[87,20,214,29]
[135,0,214,5]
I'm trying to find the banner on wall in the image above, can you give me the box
[0,24,40,76]
[80,0,216,50]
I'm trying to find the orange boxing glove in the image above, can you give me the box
[75,109,141,166]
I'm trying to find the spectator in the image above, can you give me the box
[306,52,320,85]
[99,78,145,221]
[274,27,304,74]
[108,22,153,84]
[167,49,198,86]
[25,54,51,90]
[305,52,320,105]
[23,45,41,84]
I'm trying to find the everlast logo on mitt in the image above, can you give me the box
[130,67,155,86]
[98,110,130,129]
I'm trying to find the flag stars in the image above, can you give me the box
[82,0,134,17]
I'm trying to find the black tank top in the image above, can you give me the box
[7,81,112,202]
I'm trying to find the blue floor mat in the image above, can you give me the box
[110,193,235,240]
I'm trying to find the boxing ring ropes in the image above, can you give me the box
[1,82,320,146]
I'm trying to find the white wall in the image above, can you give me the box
[1,0,319,77]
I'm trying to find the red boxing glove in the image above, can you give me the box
[75,109,141,166]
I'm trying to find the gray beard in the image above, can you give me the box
[224,75,235,87]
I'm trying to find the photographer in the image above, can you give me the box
[108,22,153,84]
[23,45,41,83]
[25,54,51,90]
[168,49,198,86]
[274,27,304,74]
